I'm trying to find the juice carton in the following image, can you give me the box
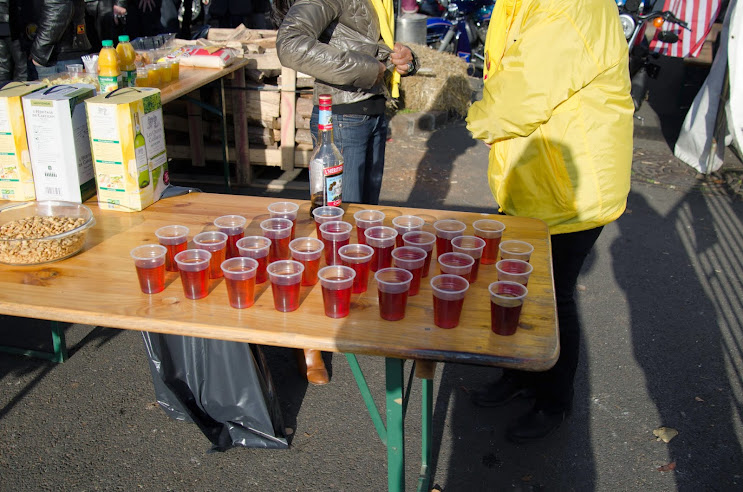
[0,82,46,201]
[22,84,97,203]
[85,87,169,212]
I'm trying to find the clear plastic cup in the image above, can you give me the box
[338,243,374,294]
[364,226,398,272]
[214,215,246,259]
[131,244,167,294]
[268,201,300,239]
[221,257,258,309]
[489,281,528,336]
[391,246,427,296]
[433,219,466,257]
[145,63,161,87]
[312,206,345,235]
[473,219,506,265]
[496,259,534,286]
[430,274,470,329]
[193,231,228,279]
[260,218,293,263]
[438,252,475,282]
[135,67,149,87]
[154,225,189,272]
[236,236,271,284]
[452,235,486,283]
[354,209,385,244]
[375,267,413,321]
[289,237,324,286]
[402,230,436,278]
[174,249,212,300]
[499,240,534,262]
[318,265,356,318]
[267,260,305,312]
[319,220,353,266]
[158,61,172,84]
[392,215,425,247]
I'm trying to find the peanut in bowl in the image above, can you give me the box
[0,201,96,265]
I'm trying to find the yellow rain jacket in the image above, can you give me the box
[466,0,634,234]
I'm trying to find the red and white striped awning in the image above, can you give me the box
[649,0,723,58]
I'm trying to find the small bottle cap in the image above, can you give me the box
[102,40,114,47]
[118,35,130,42]
[318,94,332,105]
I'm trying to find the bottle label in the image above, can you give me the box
[318,107,332,131]
[323,164,342,206]
[99,75,121,93]
[123,70,137,88]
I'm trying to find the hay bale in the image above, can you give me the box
[399,43,472,117]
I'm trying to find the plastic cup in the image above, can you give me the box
[135,67,149,87]
[174,249,212,300]
[260,218,293,263]
[430,274,470,329]
[375,268,413,321]
[433,219,466,257]
[496,259,534,286]
[391,246,427,296]
[158,61,172,83]
[145,63,161,87]
[499,240,534,262]
[438,252,475,282]
[170,60,180,80]
[236,236,271,284]
[214,215,246,259]
[402,230,436,278]
[131,244,167,294]
[319,220,353,266]
[392,215,425,247]
[193,231,228,279]
[339,243,374,294]
[289,237,324,286]
[221,257,258,309]
[473,219,506,265]
[318,265,356,318]
[268,201,300,239]
[489,281,528,336]
[267,260,305,312]
[354,209,385,244]
[364,226,398,272]
[452,235,486,283]
[154,225,189,272]
[312,206,345,235]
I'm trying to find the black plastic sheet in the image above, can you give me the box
[142,332,288,451]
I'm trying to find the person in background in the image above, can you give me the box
[466,0,633,442]
[126,0,162,39]
[274,0,418,385]
[0,0,26,85]
[84,0,127,51]
[208,0,270,29]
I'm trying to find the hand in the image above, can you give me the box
[113,5,126,24]
[139,0,155,12]
[32,59,42,67]
[390,43,414,75]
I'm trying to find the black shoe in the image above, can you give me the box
[506,408,567,443]
[470,375,536,408]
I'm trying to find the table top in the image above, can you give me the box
[0,194,558,371]
[160,58,250,105]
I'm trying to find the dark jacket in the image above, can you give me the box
[209,0,270,17]
[22,0,92,66]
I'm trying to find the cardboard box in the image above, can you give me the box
[85,87,168,212]
[22,84,97,203]
[0,82,46,201]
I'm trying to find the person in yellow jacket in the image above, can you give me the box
[466,0,634,442]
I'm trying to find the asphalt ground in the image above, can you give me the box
[1,56,743,490]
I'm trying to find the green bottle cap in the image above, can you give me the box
[102,40,113,47]
[118,35,130,42]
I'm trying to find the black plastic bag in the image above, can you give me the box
[142,332,288,451]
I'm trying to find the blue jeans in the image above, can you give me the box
[310,108,388,205]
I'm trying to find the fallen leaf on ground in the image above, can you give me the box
[657,461,676,472]
[653,426,679,443]
[695,396,704,402]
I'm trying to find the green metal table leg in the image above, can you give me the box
[417,378,433,492]
[50,321,68,363]
[345,353,387,443]
[386,357,405,492]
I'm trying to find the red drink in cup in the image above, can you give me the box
[364,226,397,272]
[221,257,258,309]
[489,281,528,336]
[392,215,424,248]
[438,252,475,282]
[268,201,300,240]
[318,265,356,318]
[375,268,413,321]
[319,220,352,265]
[260,218,293,263]
[214,215,247,259]
[193,231,228,279]
[174,249,212,300]
[391,246,427,296]
[312,206,345,235]
[236,236,271,284]
[339,243,374,294]
[354,209,385,245]
[131,244,167,294]
[452,236,486,283]
[430,274,469,329]
[267,260,305,312]
[155,225,189,272]
[499,240,534,263]
[290,237,325,286]
[473,219,506,265]
[433,219,465,257]
[402,231,436,278]
[496,259,534,286]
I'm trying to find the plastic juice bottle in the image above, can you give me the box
[98,39,121,93]
[116,35,137,87]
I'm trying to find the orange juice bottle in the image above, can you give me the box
[98,40,121,93]
[116,35,137,87]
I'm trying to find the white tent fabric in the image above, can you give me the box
[674,0,742,173]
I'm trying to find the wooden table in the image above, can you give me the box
[0,193,558,491]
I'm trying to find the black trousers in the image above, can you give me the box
[508,226,604,413]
